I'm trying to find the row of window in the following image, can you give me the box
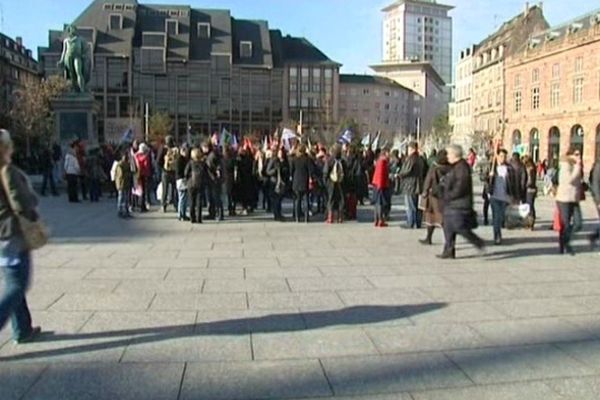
[289,97,334,108]
[341,88,404,98]
[514,78,587,112]
[514,57,584,87]
[340,102,404,112]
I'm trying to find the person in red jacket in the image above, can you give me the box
[135,143,152,212]
[372,149,390,227]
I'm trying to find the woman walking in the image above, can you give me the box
[419,150,451,245]
[523,156,538,230]
[0,129,42,343]
[555,148,583,255]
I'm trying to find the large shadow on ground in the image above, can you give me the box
[0,304,446,362]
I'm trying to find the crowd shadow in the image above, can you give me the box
[0,304,446,362]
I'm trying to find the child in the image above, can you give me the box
[114,151,133,218]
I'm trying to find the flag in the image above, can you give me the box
[121,128,135,144]
[361,133,371,147]
[220,128,232,146]
[338,129,353,144]
[231,132,239,150]
[371,131,381,151]
[262,136,268,153]
[281,128,297,141]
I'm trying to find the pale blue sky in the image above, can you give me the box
[0,0,594,75]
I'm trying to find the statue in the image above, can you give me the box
[57,25,91,93]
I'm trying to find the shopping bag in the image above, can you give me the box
[553,206,564,232]
[156,182,163,201]
[505,204,531,229]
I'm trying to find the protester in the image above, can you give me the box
[266,147,290,221]
[523,155,538,230]
[39,145,58,197]
[134,143,152,212]
[372,149,390,227]
[398,142,427,229]
[324,144,346,224]
[477,152,492,225]
[114,150,133,219]
[589,156,600,249]
[555,147,583,255]
[185,148,207,224]
[510,152,527,204]
[438,144,485,259]
[0,129,45,345]
[290,144,312,223]
[87,148,105,203]
[64,143,81,203]
[205,142,224,221]
[467,148,477,169]
[488,149,518,245]
[419,149,451,245]
[176,145,190,222]
[158,136,179,213]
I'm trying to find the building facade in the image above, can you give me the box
[0,33,40,115]
[38,0,339,143]
[505,9,600,171]
[339,74,414,140]
[472,5,548,149]
[371,61,446,139]
[449,45,476,149]
[382,0,453,85]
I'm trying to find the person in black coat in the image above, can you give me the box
[266,148,290,221]
[290,144,313,223]
[222,146,237,217]
[205,143,224,221]
[438,145,485,259]
[324,144,347,223]
[185,148,207,224]
[398,142,427,229]
[589,158,600,247]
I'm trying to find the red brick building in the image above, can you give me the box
[505,9,600,171]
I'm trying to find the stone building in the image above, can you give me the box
[472,5,548,147]
[449,45,476,149]
[505,8,600,170]
[0,33,40,114]
[338,74,414,140]
[38,0,339,143]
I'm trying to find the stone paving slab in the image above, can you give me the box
[544,376,600,399]
[0,364,47,400]
[411,381,566,400]
[248,292,345,310]
[150,293,248,311]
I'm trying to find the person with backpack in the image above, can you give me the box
[157,136,179,213]
[323,144,346,224]
[185,148,207,224]
[419,149,451,245]
[114,150,133,219]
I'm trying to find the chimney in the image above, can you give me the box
[538,1,543,11]
[15,36,23,47]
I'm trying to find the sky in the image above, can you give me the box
[0,0,595,76]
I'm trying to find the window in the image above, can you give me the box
[289,67,297,77]
[552,63,560,79]
[312,68,321,79]
[487,92,492,108]
[532,68,539,83]
[142,33,166,47]
[301,97,309,108]
[103,4,113,10]
[289,98,297,107]
[289,82,297,92]
[197,23,211,38]
[532,87,540,110]
[301,82,309,92]
[551,83,560,108]
[514,74,521,88]
[575,56,583,73]
[514,91,522,112]
[301,68,309,78]
[240,41,252,58]
[109,14,123,30]
[312,83,321,92]
[324,69,333,79]
[574,77,584,103]
[166,19,179,35]
[363,89,370,96]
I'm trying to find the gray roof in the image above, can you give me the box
[339,74,410,90]
[281,35,340,66]
[529,7,600,46]
[232,19,272,68]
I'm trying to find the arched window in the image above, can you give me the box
[512,130,522,153]
[570,124,584,154]
[529,128,540,163]
[549,127,561,163]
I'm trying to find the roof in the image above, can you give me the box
[529,7,600,45]
[339,74,411,91]
[232,18,272,68]
[382,0,454,13]
[476,5,547,50]
[281,35,340,66]
[370,61,446,86]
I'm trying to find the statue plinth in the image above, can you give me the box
[52,93,100,146]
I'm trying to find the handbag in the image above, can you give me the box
[553,205,564,232]
[0,166,49,251]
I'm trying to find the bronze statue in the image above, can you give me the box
[57,25,91,93]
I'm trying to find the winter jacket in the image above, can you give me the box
[398,153,426,195]
[185,159,207,191]
[442,159,474,211]
[555,159,582,203]
[114,160,132,191]
[372,158,390,190]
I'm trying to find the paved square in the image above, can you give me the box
[2,194,600,399]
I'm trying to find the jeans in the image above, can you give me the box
[89,178,101,202]
[573,203,583,233]
[66,174,79,202]
[557,202,576,251]
[177,189,189,220]
[271,189,284,220]
[189,188,203,222]
[0,253,33,340]
[491,198,508,241]
[41,169,57,195]
[525,191,537,223]
[294,191,310,222]
[405,194,421,228]
[161,171,177,210]
[117,189,130,215]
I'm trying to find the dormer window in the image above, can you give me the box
[569,22,583,34]
[124,4,134,11]
[546,31,560,41]
[240,41,252,58]
[169,10,179,17]
[109,14,123,30]
[114,4,124,11]
[529,38,541,48]
[166,19,179,35]
[103,4,113,11]
[198,23,211,39]
[594,13,600,25]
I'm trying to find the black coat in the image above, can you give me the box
[591,161,600,204]
[488,163,519,199]
[266,157,290,186]
[185,159,207,190]
[290,154,313,193]
[442,159,474,211]
[399,153,426,196]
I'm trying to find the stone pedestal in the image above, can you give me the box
[52,93,99,146]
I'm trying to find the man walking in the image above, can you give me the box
[398,142,426,229]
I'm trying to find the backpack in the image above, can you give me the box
[163,147,179,172]
[329,160,344,183]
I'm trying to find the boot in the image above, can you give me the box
[436,248,456,259]
[337,211,343,224]
[218,207,225,221]
[419,226,434,245]
[326,212,334,224]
